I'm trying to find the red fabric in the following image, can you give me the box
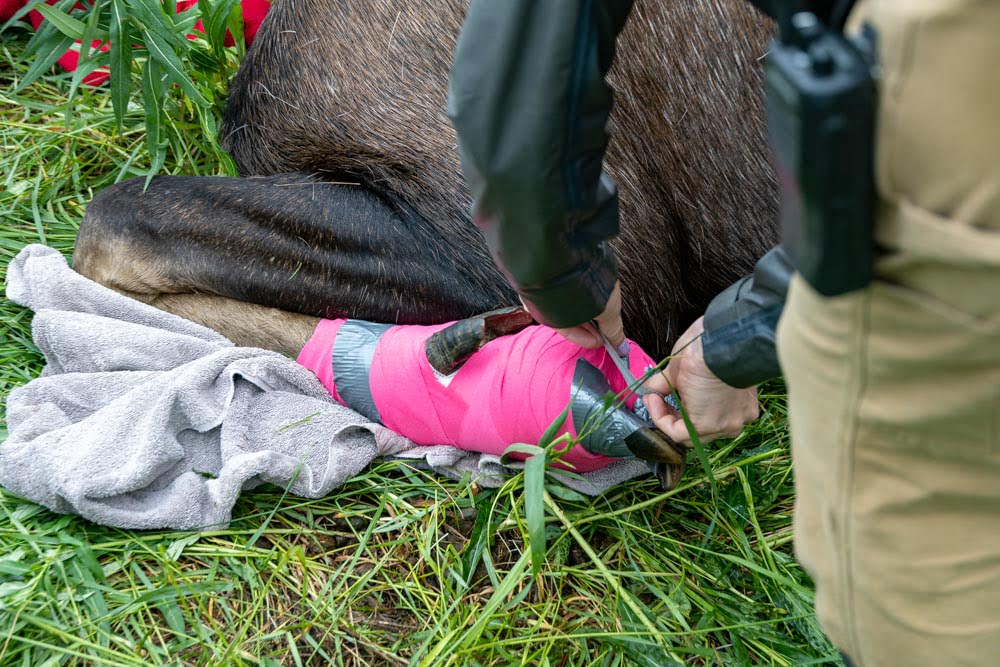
[240,0,268,43]
[0,0,25,22]
[2,0,271,86]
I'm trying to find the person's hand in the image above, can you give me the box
[552,281,625,350]
[642,316,759,445]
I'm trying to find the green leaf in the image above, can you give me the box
[460,497,493,584]
[22,0,76,58]
[160,600,186,635]
[165,534,200,562]
[544,484,589,504]
[173,4,202,36]
[146,145,168,188]
[524,453,546,575]
[16,32,75,91]
[204,0,241,57]
[108,0,132,132]
[65,1,108,109]
[140,56,163,136]
[140,56,165,184]
[123,0,188,50]
[224,0,245,56]
[537,402,570,452]
[33,3,88,40]
[142,29,209,107]
[218,149,239,177]
[189,44,220,74]
[499,442,544,465]
[1,1,35,31]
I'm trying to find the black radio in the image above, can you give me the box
[765,9,878,296]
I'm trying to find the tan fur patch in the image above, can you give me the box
[76,235,319,355]
[74,237,177,303]
[152,293,320,357]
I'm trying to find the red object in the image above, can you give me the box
[0,0,25,21]
[1,0,271,86]
[240,0,268,43]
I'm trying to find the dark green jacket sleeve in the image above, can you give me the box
[701,246,793,388]
[447,0,634,329]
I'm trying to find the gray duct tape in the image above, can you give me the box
[332,320,392,423]
[570,358,645,459]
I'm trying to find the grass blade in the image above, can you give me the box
[108,0,132,132]
[524,453,546,576]
[498,442,544,464]
[142,29,209,107]
[537,402,569,452]
[16,32,75,90]
[32,3,88,40]
[203,0,240,57]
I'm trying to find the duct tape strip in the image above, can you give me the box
[332,320,392,423]
[570,358,644,459]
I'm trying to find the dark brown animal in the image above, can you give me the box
[75,0,777,360]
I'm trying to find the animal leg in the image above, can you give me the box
[74,173,514,352]
[150,293,320,357]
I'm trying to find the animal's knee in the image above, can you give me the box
[74,179,173,300]
[75,182,127,282]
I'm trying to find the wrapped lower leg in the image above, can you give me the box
[296,311,686,484]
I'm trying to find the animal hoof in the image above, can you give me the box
[425,306,534,375]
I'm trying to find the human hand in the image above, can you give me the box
[641,316,759,445]
[553,281,625,350]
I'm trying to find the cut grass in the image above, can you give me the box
[0,29,844,667]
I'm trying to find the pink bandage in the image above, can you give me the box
[297,319,656,472]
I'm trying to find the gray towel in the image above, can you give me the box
[1,245,649,530]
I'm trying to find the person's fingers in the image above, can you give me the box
[642,357,679,395]
[644,394,693,445]
[554,322,602,349]
[644,393,673,426]
[648,403,695,445]
[645,388,751,445]
[642,371,670,395]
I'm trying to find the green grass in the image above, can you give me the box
[0,20,843,667]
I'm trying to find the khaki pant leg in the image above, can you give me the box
[780,270,1000,666]
[778,280,869,657]
[779,1,1000,664]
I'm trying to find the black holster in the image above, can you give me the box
[764,8,878,296]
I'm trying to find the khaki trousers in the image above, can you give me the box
[776,1,1000,665]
